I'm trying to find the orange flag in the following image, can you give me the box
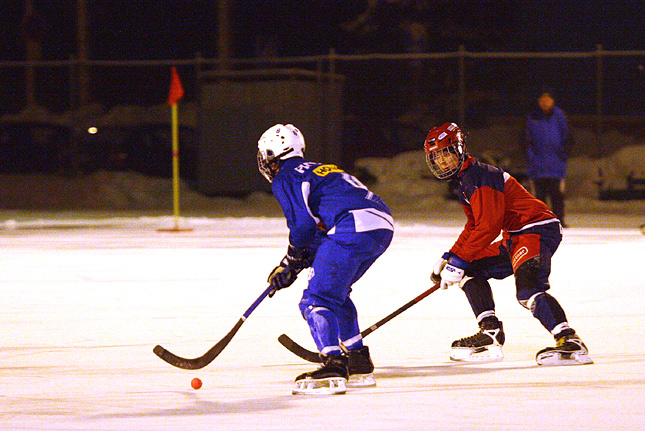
[167,67,184,105]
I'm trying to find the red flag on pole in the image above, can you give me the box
[167,67,184,105]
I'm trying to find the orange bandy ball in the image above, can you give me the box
[191,378,202,390]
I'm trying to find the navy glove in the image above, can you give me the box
[267,245,311,297]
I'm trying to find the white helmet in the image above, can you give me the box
[257,124,305,183]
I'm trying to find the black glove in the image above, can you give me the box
[267,245,311,297]
[282,244,312,270]
[267,264,300,297]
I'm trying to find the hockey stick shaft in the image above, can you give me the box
[153,285,273,370]
[278,283,441,363]
[361,282,441,337]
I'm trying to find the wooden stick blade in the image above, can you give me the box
[278,334,322,363]
[153,320,242,369]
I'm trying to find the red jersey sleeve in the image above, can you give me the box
[450,186,505,262]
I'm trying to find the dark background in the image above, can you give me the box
[3,1,643,61]
[1,1,644,188]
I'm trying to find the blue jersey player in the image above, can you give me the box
[257,124,394,394]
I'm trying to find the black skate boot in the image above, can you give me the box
[293,353,348,395]
[450,318,505,362]
[347,346,376,387]
[536,328,593,366]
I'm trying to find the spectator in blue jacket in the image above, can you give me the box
[524,90,573,227]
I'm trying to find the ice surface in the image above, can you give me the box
[1,211,644,431]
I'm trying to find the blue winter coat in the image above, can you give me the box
[525,106,571,179]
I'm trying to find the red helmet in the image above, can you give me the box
[423,122,467,179]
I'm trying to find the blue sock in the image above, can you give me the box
[337,298,363,350]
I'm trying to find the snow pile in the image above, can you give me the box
[355,151,451,214]
[357,144,645,203]
[0,127,643,215]
[0,170,281,216]
[0,171,190,210]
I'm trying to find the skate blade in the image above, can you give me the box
[536,351,593,366]
[347,373,376,388]
[450,345,504,362]
[292,377,347,395]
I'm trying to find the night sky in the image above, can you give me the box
[2,0,644,61]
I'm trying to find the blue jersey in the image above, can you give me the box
[272,157,393,248]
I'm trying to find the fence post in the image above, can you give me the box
[195,51,203,80]
[595,44,604,153]
[329,48,336,76]
[24,0,39,108]
[76,0,90,106]
[69,54,78,111]
[217,0,232,72]
[458,45,466,126]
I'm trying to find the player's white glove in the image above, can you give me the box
[435,253,468,289]
[439,263,465,289]
[431,253,449,284]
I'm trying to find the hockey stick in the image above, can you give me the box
[278,283,441,363]
[153,284,273,370]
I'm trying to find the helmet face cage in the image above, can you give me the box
[257,149,278,183]
[425,146,464,179]
[257,124,305,183]
[423,123,466,180]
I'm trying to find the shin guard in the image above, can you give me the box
[303,306,342,355]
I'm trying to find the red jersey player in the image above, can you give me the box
[424,122,592,366]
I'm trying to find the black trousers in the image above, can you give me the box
[530,178,565,223]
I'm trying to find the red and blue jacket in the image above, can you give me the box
[449,156,557,264]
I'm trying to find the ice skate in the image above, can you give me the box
[450,318,505,362]
[292,354,348,395]
[536,329,593,366]
[347,346,376,388]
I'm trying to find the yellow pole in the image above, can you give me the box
[171,103,180,229]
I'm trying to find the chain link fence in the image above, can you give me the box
[1,47,644,175]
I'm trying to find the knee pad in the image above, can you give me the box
[301,304,330,321]
[524,292,568,331]
[515,256,542,290]
[519,292,543,312]
[515,256,550,307]
[461,276,490,293]
[459,275,473,289]
[299,293,335,318]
